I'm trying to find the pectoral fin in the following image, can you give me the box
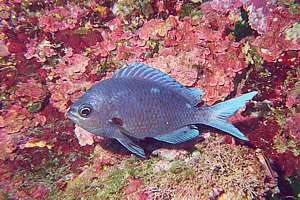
[108,118,145,158]
[154,125,199,144]
[116,136,145,158]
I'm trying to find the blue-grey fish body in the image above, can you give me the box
[67,63,257,158]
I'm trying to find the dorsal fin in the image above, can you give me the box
[112,63,204,105]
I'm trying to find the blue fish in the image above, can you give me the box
[67,63,257,158]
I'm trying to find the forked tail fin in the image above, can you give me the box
[199,91,258,140]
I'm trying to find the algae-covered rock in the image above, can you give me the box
[57,135,278,200]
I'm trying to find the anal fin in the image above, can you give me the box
[154,125,199,144]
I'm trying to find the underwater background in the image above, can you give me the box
[0,0,299,199]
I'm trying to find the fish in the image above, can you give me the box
[67,63,258,158]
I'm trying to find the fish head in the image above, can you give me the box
[67,91,104,134]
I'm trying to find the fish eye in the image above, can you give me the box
[79,104,92,118]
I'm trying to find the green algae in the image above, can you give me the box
[269,106,299,157]
[99,157,155,199]
[285,22,300,42]
[233,8,254,42]
[2,133,275,200]
[169,160,195,184]
[273,134,300,156]
[27,101,42,113]
[147,137,276,199]
[112,0,153,18]
[286,175,300,198]
[55,136,277,200]
[279,0,300,14]
[144,39,161,58]
[56,156,155,200]
[180,3,202,19]
[242,41,264,66]
[266,67,300,158]
[101,168,128,199]
[14,156,70,200]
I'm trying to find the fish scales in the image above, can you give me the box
[97,78,194,138]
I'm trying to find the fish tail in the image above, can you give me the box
[197,91,258,140]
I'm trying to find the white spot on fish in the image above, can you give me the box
[186,103,192,109]
[150,88,160,93]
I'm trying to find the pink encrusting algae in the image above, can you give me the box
[0,0,299,199]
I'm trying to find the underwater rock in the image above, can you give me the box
[55,135,277,199]
[74,125,94,146]
[153,160,172,173]
[152,149,188,161]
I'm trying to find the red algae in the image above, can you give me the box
[39,4,84,33]
[0,0,300,199]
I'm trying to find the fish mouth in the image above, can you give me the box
[67,109,79,123]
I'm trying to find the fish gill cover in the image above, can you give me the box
[0,0,299,199]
